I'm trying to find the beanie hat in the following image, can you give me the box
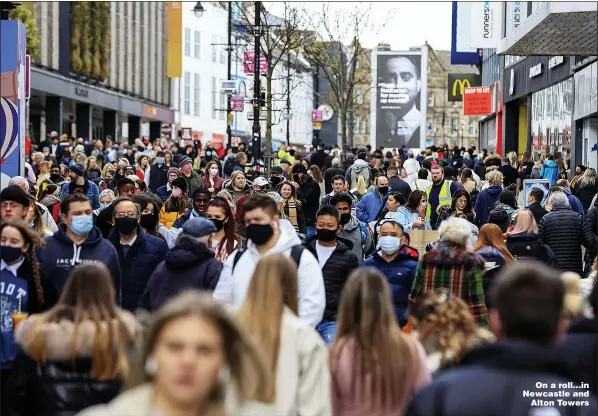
[0,185,31,207]
[171,177,188,193]
[179,156,193,168]
[292,164,307,175]
[167,167,180,177]
[69,162,85,177]
[270,166,284,175]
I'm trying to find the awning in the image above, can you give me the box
[497,2,597,56]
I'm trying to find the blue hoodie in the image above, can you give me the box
[540,160,559,186]
[36,224,122,303]
[474,185,503,226]
[562,188,584,215]
[1,268,29,369]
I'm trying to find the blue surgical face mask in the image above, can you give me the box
[99,203,111,211]
[378,236,402,254]
[70,215,93,236]
[156,157,165,165]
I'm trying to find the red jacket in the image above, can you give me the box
[201,175,224,194]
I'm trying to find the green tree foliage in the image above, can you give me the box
[9,3,40,61]
[89,3,102,79]
[80,2,92,77]
[98,2,111,80]
[70,2,84,73]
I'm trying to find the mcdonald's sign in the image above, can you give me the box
[448,73,482,102]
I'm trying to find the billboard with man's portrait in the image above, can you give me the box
[370,47,428,150]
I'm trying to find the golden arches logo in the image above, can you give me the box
[452,79,471,97]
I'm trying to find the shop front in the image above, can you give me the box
[572,58,598,171]
[502,55,573,156]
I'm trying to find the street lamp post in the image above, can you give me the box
[251,1,262,172]
[226,3,233,149]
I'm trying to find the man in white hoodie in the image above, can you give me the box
[403,150,421,184]
[213,194,325,327]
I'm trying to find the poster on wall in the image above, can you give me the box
[463,86,493,116]
[523,179,550,207]
[370,47,428,150]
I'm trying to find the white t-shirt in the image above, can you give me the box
[315,241,335,269]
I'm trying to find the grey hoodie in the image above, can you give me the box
[345,159,371,190]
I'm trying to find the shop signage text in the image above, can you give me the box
[75,87,89,98]
[448,73,482,102]
[548,56,564,69]
[463,86,493,116]
[529,63,542,78]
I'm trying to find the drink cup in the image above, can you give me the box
[12,312,28,330]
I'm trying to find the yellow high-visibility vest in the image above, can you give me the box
[425,180,453,221]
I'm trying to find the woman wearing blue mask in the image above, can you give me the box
[396,190,432,231]
[361,220,419,327]
[93,189,115,221]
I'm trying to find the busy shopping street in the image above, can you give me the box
[1,1,597,415]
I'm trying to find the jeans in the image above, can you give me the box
[316,321,338,345]
[306,226,316,238]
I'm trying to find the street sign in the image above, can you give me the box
[180,127,192,140]
[231,95,244,111]
[220,80,237,93]
[227,113,234,126]
[312,121,322,130]
[248,110,267,121]
[311,110,323,122]
[243,52,268,75]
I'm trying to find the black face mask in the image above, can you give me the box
[246,223,274,245]
[316,228,337,243]
[378,186,388,195]
[293,174,301,183]
[288,150,295,156]
[340,213,351,226]
[139,213,157,231]
[50,174,61,182]
[211,218,225,231]
[115,217,138,235]
[270,176,282,185]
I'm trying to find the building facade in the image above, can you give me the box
[426,47,479,150]
[29,2,174,145]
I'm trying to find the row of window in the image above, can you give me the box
[183,72,227,120]
[427,119,476,136]
[184,28,227,64]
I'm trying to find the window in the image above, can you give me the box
[194,73,200,117]
[354,117,360,133]
[451,118,458,136]
[469,119,475,136]
[184,28,191,57]
[220,37,226,64]
[211,77,217,118]
[194,31,200,59]
[219,81,226,120]
[212,35,217,62]
[361,120,367,134]
[184,72,191,115]
[356,88,364,104]
[428,93,435,107]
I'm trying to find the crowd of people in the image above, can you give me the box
[0,134,597,415]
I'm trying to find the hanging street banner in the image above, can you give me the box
[448,73,482,101]
[231,95,244,111]
[243,52,268,75]
[463,86,493,116]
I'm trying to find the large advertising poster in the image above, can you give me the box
[370,47,428,150]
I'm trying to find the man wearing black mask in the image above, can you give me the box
[292,163,321,238]
[332,192,372,264]
[213,194,325,328]
[268,166,287,188]
[309,205,359,345]
[107,197,168,311]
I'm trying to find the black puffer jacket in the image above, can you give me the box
[297,176,322,226]
[574,181,598,213]
[406,340,598,416]
[538,206,592,276]
[583,205,598,275]
[308,238,359,321]
[5,310,140,416]
[505,232,556,267]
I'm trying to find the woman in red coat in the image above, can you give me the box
[201,160,224,194]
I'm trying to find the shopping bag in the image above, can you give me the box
[407,230,440,259]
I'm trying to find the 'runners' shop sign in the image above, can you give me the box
[502,55,572,103]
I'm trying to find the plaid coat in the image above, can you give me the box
[409,241,488,326]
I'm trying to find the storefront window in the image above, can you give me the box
[531,78,573,154]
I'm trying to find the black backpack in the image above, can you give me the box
[232,245,306,271]
[223,157,236,176]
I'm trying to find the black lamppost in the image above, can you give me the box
[251,1,262,172]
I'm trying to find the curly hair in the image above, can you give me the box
[409,289,494,369]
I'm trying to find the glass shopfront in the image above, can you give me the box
[530,78,573,154]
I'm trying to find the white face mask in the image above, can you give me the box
[209,168,219,176]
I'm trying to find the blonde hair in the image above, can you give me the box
[354,175,367,195]
[485,169,503,186]
[333,268,422,412]
[127,291,271,405]
[237,254,298,402]
[102,163,115,178]
[409,289,495,369]
[561,272,583,320]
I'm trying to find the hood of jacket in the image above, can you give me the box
[342,214,361,232]
[484,153,501,164]
[165,237,215,270]
[543,160,558,169]
[15,309,139,360]
[460,340,581,383]
[484,185,503,197]
[222,178,251,193]
[350,159,369,173]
